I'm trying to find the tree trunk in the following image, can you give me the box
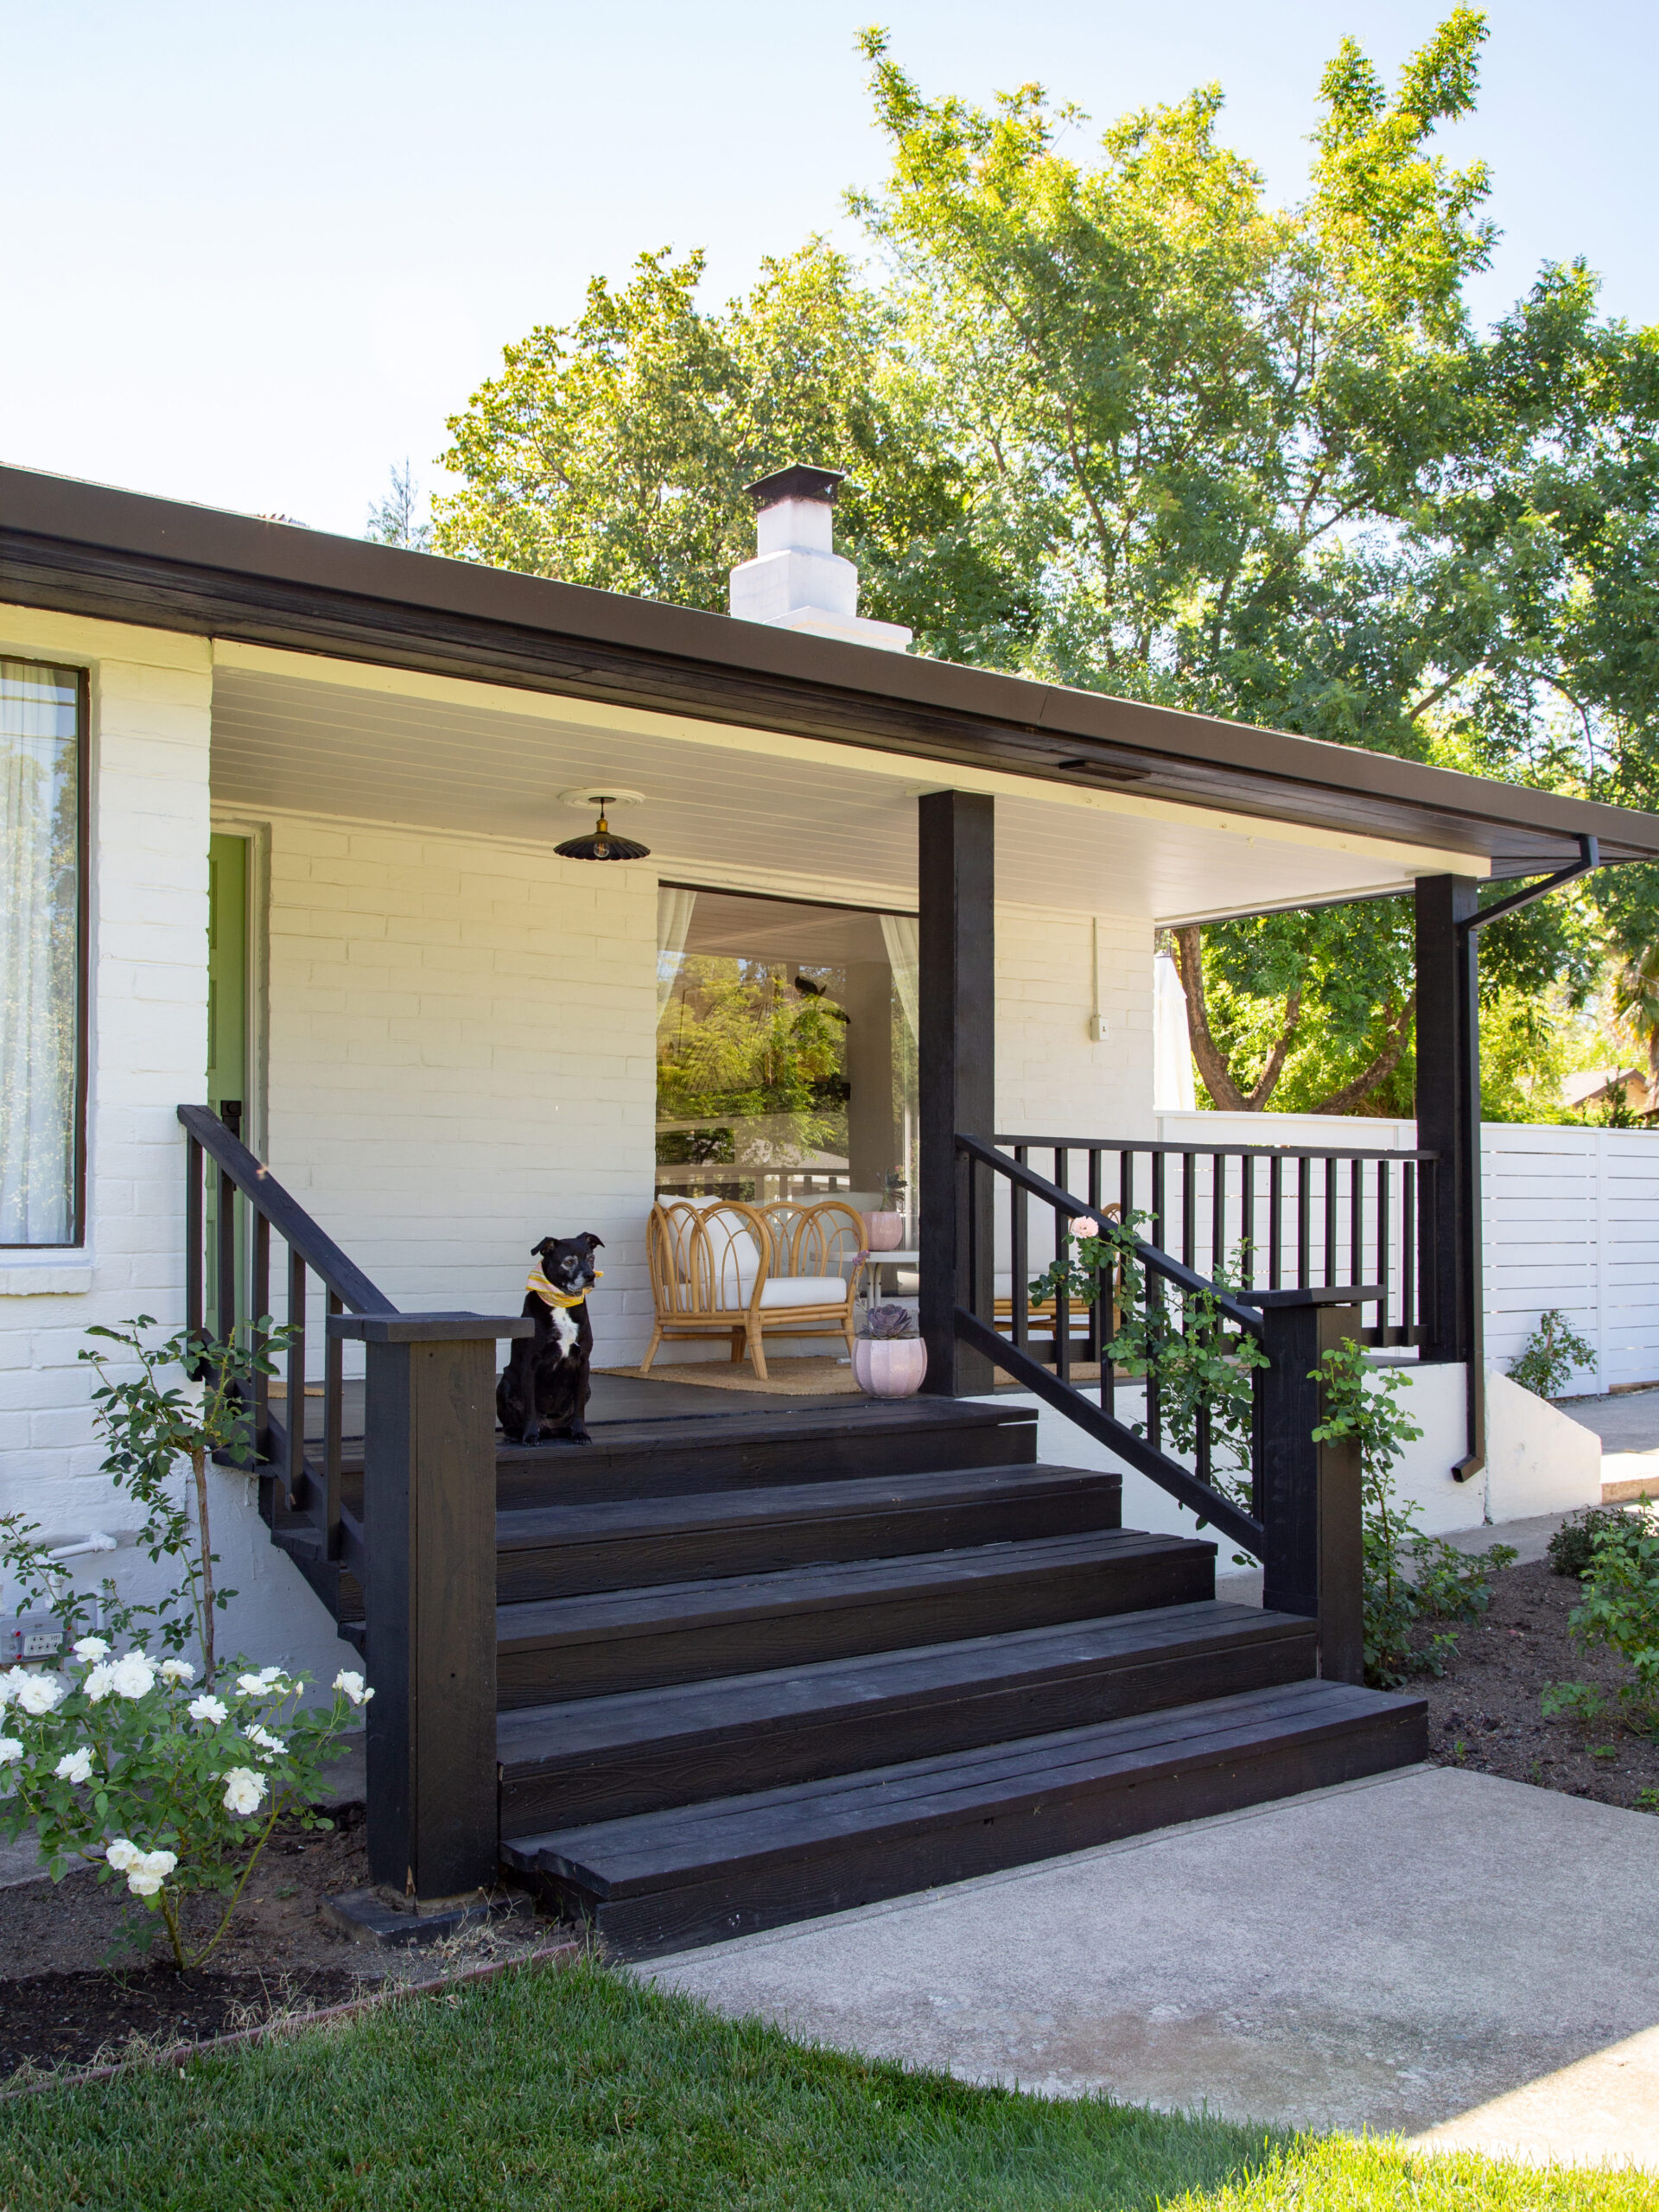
[1312,996,1415,1116]
[1172,928,1302,1112]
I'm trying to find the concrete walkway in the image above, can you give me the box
[652,1765,1659,2171]
[1559,1386,1659,1500]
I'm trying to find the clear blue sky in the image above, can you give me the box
[4,1,1653,538]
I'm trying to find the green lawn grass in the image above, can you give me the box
[0,1957,1647,2210]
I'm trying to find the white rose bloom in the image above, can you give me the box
[332,1669,374,1706]
[0,1674,13,1710]
[188,1694,229,1726]
[14,1673,64,1717]
[54,1748,93,1784]
[126,1869,165,1897]
[235,1668,286,1695]
[108,1654,156,1700]
[0,1738,22,1766]
[243,1724,286,1760]
[72,1637,111,1662]
[159,1659,196,1684]
[105,1837,142,1872]
[139,1847,178,1878]
[82,1664,114,1704]
[221,1767,268,1816]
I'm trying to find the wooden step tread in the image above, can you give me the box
[505,1679,1424,1900]
[496,1529,1211,1654]
[496,1462,1116,1551]
[497,1600,1311,1773]
[496,1397,1034,1465]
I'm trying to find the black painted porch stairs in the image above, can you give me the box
[264,1392,1425,1959]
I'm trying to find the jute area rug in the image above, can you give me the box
[597,1358,862,1397]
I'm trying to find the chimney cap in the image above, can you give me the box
[746,464,846,510]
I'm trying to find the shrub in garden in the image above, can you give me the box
[1543,1503,1659,1738]
[1311,1338,1515,1688]
[0,1317,375,1969]
[0,1646,370,1968]
[1548,1502,1649,1580]
[1509,1309,1596,1401]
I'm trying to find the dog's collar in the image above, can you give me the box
[528,1263,600,1309]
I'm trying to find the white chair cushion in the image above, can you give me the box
[753,1274,849,1311]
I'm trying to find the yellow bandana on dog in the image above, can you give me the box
[528,1263,601,1309]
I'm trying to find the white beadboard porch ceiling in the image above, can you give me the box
[208,645,1487,924]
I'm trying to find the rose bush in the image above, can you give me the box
[0,1642,373,1970]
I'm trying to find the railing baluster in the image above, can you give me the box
[1268,1152,1282,1290]
[1181,1151,1196,1270]
[1241,1154,1256,1291]
[185,1134,203,1357]
[1324,1156,1338,1286]
[1211,1150,1227,1279]
[324,1290,343,1560]
[1296,1156,1310,1286]
[1403,1160,1418,1340]
[1011,1157,1029,1357]
[1376,1159,1391,1341]
[1086,1149,1103,1370]
[217,1166,237,1350]
[1147,1154,1165,1451]
[1197,1399,1211,1490]
[286,1247,307,1510]
[1054,1191,1071,1386]
[1350,1159,1365,1325]
[252,1210,271,1454]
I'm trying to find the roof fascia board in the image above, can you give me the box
[6,462,1659,868]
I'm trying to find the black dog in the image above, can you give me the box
[496,1233,604,1446]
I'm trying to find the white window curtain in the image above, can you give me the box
[879,913,919,1042]
[657,887,697,1013]
[0,661,81,1244]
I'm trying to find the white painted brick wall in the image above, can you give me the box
[261,813,663,1367]
[0,608,348,1679]
[996,905,1154,1140]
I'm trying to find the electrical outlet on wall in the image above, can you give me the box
[1089,1013,1109,1044]
[2,1614,64,1663]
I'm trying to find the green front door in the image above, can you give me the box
[206,834,249,1338]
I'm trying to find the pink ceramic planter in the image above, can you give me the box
[852,1336,928,1398]
[861,1211,906,1251]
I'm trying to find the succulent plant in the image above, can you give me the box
[860,1302,918,1340]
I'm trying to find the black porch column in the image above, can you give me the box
[1414,874,1484,1476]
[918,790,995,1396]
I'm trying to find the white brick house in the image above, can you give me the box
[2,458,1651,1671]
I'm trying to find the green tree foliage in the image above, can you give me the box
[435,12,1659,1109]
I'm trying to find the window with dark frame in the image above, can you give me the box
[0,659,86,1247]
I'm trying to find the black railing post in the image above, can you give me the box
[1414,874,1484,1476]
[1253,1289,1364,1685]
[918,790,995,1395]
[332,1311,533,1903]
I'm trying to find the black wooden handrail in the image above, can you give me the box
[957,1135,1267,1337]
[178,1104,397,1316]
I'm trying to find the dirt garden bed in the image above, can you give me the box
[1416,1554,1659,1810]
[0,1803,569,2082]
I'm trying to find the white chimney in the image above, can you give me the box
[728,465,912,652]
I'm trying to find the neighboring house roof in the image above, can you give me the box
[5,461,1659,881]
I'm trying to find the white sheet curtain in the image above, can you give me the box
[657,887,697,1013]
[1154,949,1197,1112]
[0,661,80,1244]
[879,913,919,1042]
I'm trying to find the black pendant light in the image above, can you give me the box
[555,795,650,862]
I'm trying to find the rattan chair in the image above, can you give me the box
[642,1198,867,1381]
